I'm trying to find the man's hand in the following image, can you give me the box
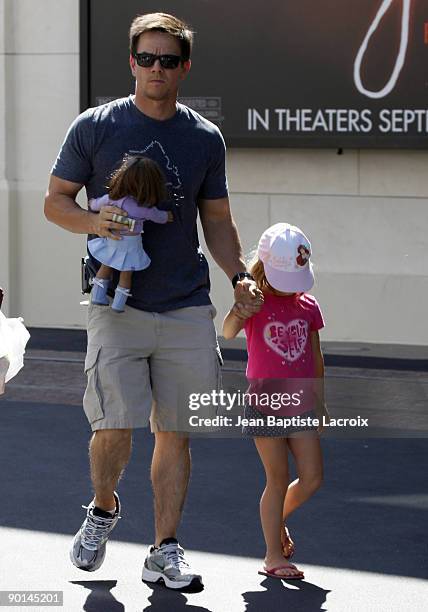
[167,211,174,222]
[233,279,264,320]
[93,206,129,240]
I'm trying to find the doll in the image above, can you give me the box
[88,155,172,312]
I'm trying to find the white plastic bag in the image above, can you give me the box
[0,310,30,394]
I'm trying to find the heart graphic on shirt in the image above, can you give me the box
[263,319,309,362]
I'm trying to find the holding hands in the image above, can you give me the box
[223,277,264,340]
[233,278,264,320]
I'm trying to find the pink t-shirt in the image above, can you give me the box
[244,292,325,415]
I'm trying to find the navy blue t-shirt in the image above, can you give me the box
[51,96,228,312]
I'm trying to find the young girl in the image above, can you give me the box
[223,222,328,580]
[88,155,173,312]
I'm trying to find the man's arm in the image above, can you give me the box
[44,175,127,240]
[198,196,246,280]
[198,197,263,316]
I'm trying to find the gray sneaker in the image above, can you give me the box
[70,492,121,572]
[142,541,203,590]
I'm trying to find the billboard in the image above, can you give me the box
[81,0,428,148]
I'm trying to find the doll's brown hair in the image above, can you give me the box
[108,155,167,206]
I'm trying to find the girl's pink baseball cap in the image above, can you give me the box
[257,223,314,292]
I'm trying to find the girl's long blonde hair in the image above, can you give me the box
[248,251,305,304]
[249,257,269,292]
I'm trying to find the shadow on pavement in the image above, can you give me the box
[142,582,212,611]
[242,578,330,612]
[70,579,213,612]
[71,581,124,611]
[0,399,427,579]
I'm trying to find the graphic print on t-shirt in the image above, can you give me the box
[263,319,309,362]
[130,140,182,193]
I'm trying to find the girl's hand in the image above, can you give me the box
[234,280,264,317]
[232,302,251,320]
[316,402,330,434]
[93,206,128,240]
[167,211,174,222]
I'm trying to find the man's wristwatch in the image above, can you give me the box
[231,272,254,289]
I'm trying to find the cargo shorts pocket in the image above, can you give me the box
[214,345,224,390]
[83,346,105,424]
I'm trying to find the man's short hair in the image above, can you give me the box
[129,12,194,61]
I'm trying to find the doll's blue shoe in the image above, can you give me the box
[112,286,131,313]
[91,278,110,305]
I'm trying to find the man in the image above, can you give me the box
[45,12,260,591]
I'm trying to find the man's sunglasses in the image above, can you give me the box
[133,52,182,69]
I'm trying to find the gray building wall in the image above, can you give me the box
[1,0,427,344]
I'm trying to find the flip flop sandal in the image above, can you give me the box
[258,564,304,580]
[282,525,295,559]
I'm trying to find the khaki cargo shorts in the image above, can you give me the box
[83,300,223,432]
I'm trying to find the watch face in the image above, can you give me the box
[232,272,253,288]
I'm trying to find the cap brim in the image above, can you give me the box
[264,262,314,293]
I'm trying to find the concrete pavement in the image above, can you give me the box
[0,347,427,611]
